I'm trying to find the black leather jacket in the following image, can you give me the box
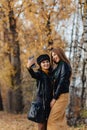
[28,68,53,107]
[52,61,72,100]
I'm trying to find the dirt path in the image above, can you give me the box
[0,112,86,130]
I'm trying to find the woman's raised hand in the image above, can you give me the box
[27,57,35,69]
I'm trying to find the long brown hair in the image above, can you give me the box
[51,47,70,65]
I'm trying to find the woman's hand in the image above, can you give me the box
[27,58,35,69]
[50,99,56,108]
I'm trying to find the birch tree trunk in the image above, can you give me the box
[82,0,87,108]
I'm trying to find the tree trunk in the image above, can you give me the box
[67,2,83,126]
[46,15,53,46]
[6,1,23,113]
[81,1,87,109]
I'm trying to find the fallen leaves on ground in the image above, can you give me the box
[0,111,37,130]
[0,112,86,130]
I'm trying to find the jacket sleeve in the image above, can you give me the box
[53,63,70,100]
[27,68,41,79]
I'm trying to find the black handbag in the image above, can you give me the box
[27,84,46,123]
[27,100,45,123]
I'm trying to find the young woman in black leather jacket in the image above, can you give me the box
[27,54,53,130]
[47,47,72,130]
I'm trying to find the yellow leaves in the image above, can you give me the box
[41,11,48,21]
[58,10,70,20]
[60,0,71,5]
[79,0,84,4]
[57,0,75,20]
[0,111,86,130]
[0,58,14,87]
[84,3,87,13]
[0,0,76,89]
[10,1,15,9]
[3,17,9,23]
[2,42,11,54]
[46,0,55,6]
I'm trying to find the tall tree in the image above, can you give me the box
[67,0,87,126]
[81,0,87,108]
[0,0,23,113]
[21,0,74,52]
[0,0,75,113]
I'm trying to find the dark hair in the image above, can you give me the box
[37,54,50,65]
[37,54,52,72]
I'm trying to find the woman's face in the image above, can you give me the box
[52,52,60,63]
[40,60,50,70]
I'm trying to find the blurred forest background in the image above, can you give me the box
[0,0,87,129]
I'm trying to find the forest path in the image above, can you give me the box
[0,111,37,130]
[0,112,86,130]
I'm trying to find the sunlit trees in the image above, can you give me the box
[0,0,75,113]
[21,0,74,51]
[0,0,24,113]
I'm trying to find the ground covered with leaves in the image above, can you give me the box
[0,112,86,130]
[0,111,37,130]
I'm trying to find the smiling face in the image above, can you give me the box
[51,52,60,63]
[40,60,50,70]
